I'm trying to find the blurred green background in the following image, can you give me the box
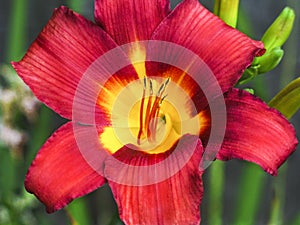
[0,0,299,225]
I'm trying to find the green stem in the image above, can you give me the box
[268,165,287,225]
[232,164,265,225]
[66,198,92,225]
[207,161,225,225]
[6,0,28,62]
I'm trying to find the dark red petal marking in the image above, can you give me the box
[150,0,264,109]
[24,122,106,213]
[212,89,297,175]
[94,0,170,45]
[146,63,210,114]
[12,6,136,122]
[105,135,204,225]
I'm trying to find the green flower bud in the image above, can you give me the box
[254,47,284,74]
[214,0,240,28]
[238,7,294,85]
[262,7,295,51]
[269,77,300,119]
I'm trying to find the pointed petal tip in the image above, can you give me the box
[216,89,298,176]
[24,122,106,213]
[10,61,20,74]
[151,0,265,94]
[12,3,123,121]
[54,5,70,13]
[94,0,170,45]
[11,61,17,67]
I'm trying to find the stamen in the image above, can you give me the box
[143,76,147,89]
[160,94,168,104]
[157,77,170,96]
[165,77,171,86]
[147,96,161,139]
[149,79,153,95]
[144,94,153,138]
[137,77,146,145]
[147,78,170,141]
[137,77,171,144]
[137,93,145,145]
[157,83,165,95]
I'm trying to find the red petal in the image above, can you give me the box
[216,89,298,175]
[94,0,170,45]
[12,6,136,121]
[104,135,204,225]
[25,122,106,213]
[150,0,264,95]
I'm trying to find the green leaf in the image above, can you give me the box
[269,77,300,119]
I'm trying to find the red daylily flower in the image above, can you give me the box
[13,0,297,224]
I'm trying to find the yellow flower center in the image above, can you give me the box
[100,76,201,154]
